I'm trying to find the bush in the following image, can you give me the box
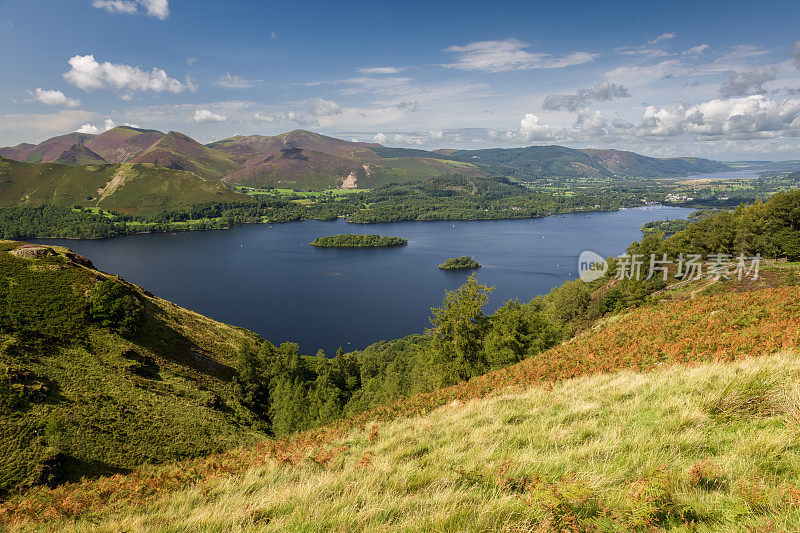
[88,280,145,336]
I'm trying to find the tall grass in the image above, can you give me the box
[6,351,800,531]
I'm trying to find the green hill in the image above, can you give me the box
[0,241,268,496]
[0,157,248,215]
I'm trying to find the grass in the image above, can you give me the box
[3,284,800,530]
[7,351,800,531]
[0,242,265,496]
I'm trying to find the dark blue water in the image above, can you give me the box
[39,206,692,355]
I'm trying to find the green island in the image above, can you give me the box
[309,234,407,248]
[439,256,481,270]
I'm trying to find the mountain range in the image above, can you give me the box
[1,127,733,191]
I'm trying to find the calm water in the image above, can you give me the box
[39,206,692,355]
[675,169,761,180]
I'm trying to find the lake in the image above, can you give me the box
[39,205,692,355]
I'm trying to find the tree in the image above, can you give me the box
[484,299,560,368]
[87,280,145,337]
[427,275,493,386]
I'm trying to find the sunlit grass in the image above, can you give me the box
[13,351,800,532]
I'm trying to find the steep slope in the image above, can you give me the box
[4,284,800,530]
[129,132,240,181]
[52,144,107,166]
[0,157,248,215]
[0,133,98,165]
[0,241,267,496]
[85,126,165,163]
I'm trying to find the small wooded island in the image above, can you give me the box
[309,234,407,248]
[439,256,481,270]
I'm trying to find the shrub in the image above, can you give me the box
[88,280,145,336]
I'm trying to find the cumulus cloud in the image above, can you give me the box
[357,67,405,75]
[498,113,557,143]
[64,55,192,96]
[542,80,631,112]
[193,109,227,123]
[684,44,709,56]
[372,133,387,144]
[792,39,800,68]
[648,32,676,45]
[637,95,800,139]
[29,88,81,108]
[216,73,260,88]
[307,98,341,116]
[719,66,777,97]
[76,123,100,134]
[442,38,597,72]
[91,0,169,19]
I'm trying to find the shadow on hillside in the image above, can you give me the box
[131,299,235,381]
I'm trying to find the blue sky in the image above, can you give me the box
[2,0,800,159]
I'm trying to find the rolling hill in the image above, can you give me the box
[1,128,733,190]
[0,156,248,215]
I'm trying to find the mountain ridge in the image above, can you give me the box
[1,128,733,189]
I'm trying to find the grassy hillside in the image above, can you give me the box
[0,157,248,215]
[0,240,267,497]
[130,132,240,181]
[3,282,799,530]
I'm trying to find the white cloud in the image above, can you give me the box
[429,130,443,139]
[193,109,227,123]
[216,73,260,88]
[499,113,557,142]
[543,80,631,111]
[648,32,676,45]
[64,55,192,95]
[372,132,387,144]
[253,112,276,123]
[357,67,405,75]
[636,95,800,139]
[91,0,138,15]
[307,98,341,116]
[684,44,709,56]
[29,88,81,108]
[76,123,100,134]
[719,67,777,97]
[91,0,169,19]
[442,38,597,73]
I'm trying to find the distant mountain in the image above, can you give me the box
[1,128,733,188]
[85,126,165,163]
[209,130,482,189]
[580,149,731,177]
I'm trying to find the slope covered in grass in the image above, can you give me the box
[8,351,800,531]
[0,240,266,496]
[0,157,248,215]
[3,284,799,530]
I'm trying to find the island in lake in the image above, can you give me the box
[310,234,407,248]
[439,256,481,270]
